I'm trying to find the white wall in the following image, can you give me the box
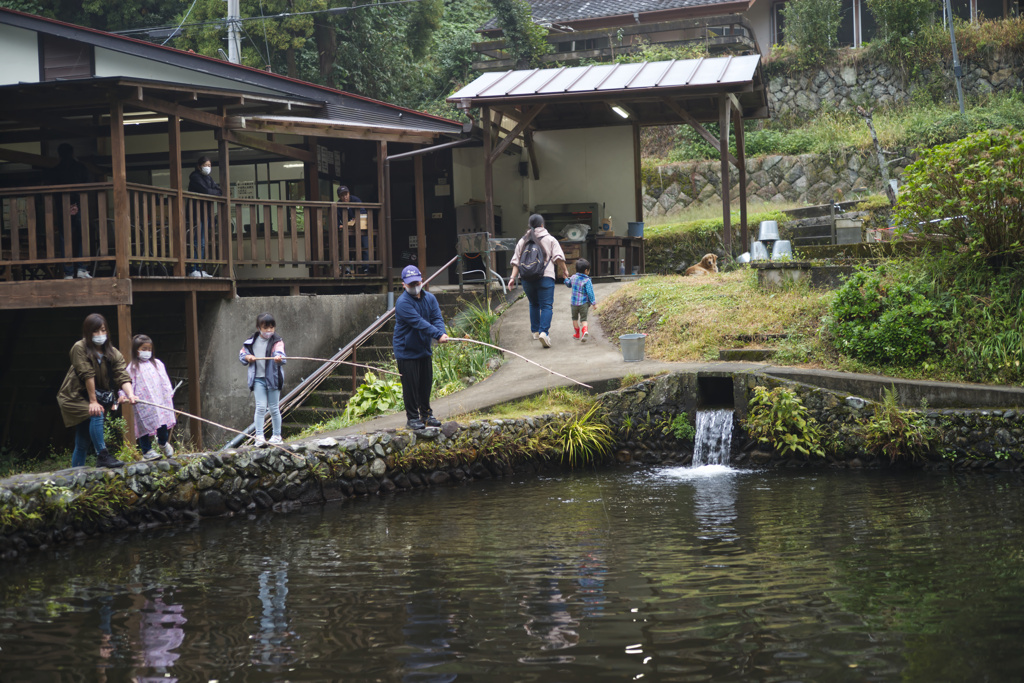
[746,0,776,54]
[0,24,42,85]
[452,125,637,239]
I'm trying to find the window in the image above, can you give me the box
[39,34,93,81]
[838,0,855,46]
[773,1,787,44]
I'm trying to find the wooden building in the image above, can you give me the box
[0,8,464,451]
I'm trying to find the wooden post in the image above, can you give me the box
[304,139,322,272]
[110,100,131,280]
[482,106,494,303]
[414,154,427,279]
[218,106,234,280]
[117,302,134,440]
[185,291,203,446]
[733,104,748,253]
[719,95,732,255]
[633,123,644,223]
[378,140,390,289]
[169,115,185,277]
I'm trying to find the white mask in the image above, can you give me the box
[201,166,212,176]
[260,330,273,340]
[406,284,421,296]
[139,351,152,361]
[92,334,107,346]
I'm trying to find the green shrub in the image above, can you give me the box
[744,386,825,458]
[825,266,950,366]
[343,371,404,422]
[667,413,696,442]
[866,0,940,44]
[895,129,1024,268]
[861,387,936,462]
[781,0,843,68]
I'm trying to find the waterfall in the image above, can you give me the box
[692,409,734,467]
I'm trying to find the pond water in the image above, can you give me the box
[2,465,1024,682]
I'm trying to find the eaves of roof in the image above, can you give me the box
[479,0,750,32]
[0,7,463,135]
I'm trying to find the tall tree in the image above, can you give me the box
[489,0,548,69]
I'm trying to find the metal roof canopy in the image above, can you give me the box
[448,56,769,254]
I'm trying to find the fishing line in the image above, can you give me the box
[448,337,593,389]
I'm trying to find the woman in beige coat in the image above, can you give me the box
[57,313,137,468]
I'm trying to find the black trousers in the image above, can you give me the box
[397,357,433,422]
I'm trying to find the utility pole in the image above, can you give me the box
[943,0,965,116]
[226,0,242,64]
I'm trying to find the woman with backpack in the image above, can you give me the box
[507,214,568,348]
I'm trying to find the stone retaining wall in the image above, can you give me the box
[5,371,1024,561]
[766,52,1024,120]
[643,151,911,218]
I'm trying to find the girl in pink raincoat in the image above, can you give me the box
[127,334,176,460]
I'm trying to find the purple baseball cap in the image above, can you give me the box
[401,265,422,284]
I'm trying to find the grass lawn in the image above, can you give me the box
[600,269,834,364]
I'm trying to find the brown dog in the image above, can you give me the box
[685,253,718,276]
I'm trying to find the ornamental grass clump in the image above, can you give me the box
[861,387,936,463]
[743,386,825,458]
[548,404,616,469]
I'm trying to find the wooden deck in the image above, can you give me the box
[0,181,386,308]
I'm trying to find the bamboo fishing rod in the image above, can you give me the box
[248,356,401,377]
[448,337,593,389]
[132,398,302,457]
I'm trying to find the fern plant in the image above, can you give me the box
[744,386,825,458]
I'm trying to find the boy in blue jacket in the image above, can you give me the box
[563,258,597,342]
[393,265,448,429]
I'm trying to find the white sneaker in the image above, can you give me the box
[254,436,267,447]
[539,332,551,348]
[532,332,539,340]
[200,270,214,278]
[188,271,203,278]
[162,442,175,457]
[142,450,160,461]
[76,269,92,279]
[268,435,283,445]
[64,274,74,280]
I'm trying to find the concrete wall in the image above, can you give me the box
[197,293,387,446]
[452,125,637,240]
[0,24,39,85]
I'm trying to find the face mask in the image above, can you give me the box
[201,166,212,176]
[406,285,421,296]
[260,330,273,340]
[139,351,152,361]
[92,334,107,346]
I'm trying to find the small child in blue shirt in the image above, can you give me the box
[563,258,597,342]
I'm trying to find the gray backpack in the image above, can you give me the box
[517,229,550,281]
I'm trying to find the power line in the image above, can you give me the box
[115,0,428,37]
[162,0,201,45]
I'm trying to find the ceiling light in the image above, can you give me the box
[124,116,169,126]
[282,162,304,168]
[611,105,630,119]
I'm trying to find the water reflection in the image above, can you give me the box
[2,470,1024,682]
[252,560,295,667]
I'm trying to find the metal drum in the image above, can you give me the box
[735,252,751,264]
[751,241,770,261]
[771,240,793,260]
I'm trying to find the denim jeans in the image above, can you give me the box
[71,414,106,467]
[522,276,555,334]
[253,377,282,438]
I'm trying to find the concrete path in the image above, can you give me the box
[319,279,1024,438]
[325,280,707,436]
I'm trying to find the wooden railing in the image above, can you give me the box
[1,183,384,282]
[231,199,383,278]
[0,183,116,278]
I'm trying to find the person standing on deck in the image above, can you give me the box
[393,265,448,430]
